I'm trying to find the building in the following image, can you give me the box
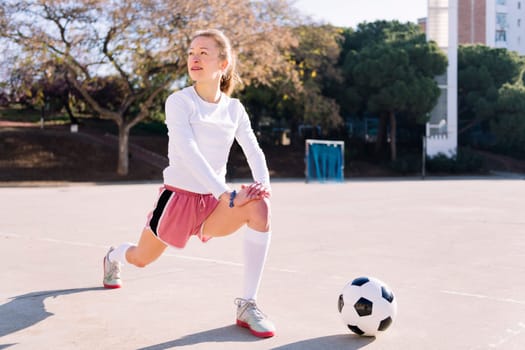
[421,0,525,157]
[422,0,525,54]
[425,0,458,157]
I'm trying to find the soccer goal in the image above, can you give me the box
[305,139,345,183]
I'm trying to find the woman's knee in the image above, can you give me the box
[247,198,271,227]
[127,246,160,268]
[128,253,150,268]
[132,254,162,268]
[251,197,270,215]
[132,258,149,268]
[127,228,167,268]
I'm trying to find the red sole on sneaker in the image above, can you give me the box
[236,319,275,338]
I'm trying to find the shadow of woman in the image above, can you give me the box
[137,325,261,350]
[0,287,105,340]
[272,334,375,350]
[137,327,375,350]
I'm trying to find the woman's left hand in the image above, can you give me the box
[233,182,270,207]
[242,182,271,199]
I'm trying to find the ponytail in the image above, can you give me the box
[220,57,241,95]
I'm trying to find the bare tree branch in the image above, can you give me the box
[1,0,302,175]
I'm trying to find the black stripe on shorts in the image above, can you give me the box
[149,189,173,235]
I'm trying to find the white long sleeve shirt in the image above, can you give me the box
[162,86,270,199]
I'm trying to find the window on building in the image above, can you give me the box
[519,2,522,9]
[497,13,508,28]
[496,30,507,42]
[497,0,506,4]
[519,19,522,27]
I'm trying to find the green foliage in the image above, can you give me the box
[0,105,75,124]
[426,148,487,174]
[459,45,520,87]
[491,82,525,157]
[341,21,446,118]
[238,24,344,136]
[0,106,40,122]
[389,153,421,174]
[457,45,525,158]
[337,20,447,160]
[457,45,522,135]
[131,120,168,135]
[285,25,344,131]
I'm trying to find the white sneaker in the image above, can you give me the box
[103,247,122,289]
[235,298,275,338]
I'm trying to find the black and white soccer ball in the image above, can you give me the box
[338,276,398,337]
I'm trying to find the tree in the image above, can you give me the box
[491,68,525,157]
[289,25,344,134]
[239,24,343,142]
[457,45,522,136]
[7,61,81,123]
[1,0,300,175]
[339,21,447,160]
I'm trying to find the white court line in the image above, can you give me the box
[0,232,298,274]
[441,290,525,306]
[443,290,525,349]
[469,322,525,350]
[163,252,243,267]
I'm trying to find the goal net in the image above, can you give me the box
[305,139,344,183]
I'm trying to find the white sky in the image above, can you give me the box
[293,0,427,28]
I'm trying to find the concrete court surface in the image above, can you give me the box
[1,177,524,350]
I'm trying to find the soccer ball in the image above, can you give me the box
[338,276,398,337]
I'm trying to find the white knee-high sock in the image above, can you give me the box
[243,227,272,301]
[108,242,134,265]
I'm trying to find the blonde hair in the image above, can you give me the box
[191,29,240,96]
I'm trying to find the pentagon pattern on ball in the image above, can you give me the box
[347,325,365,336]
[354,297,373,316]
[338,294,344,313]
[351,276,370,286]
[378,316,393,331]
[381,286,394,303]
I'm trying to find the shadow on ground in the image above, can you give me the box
[137,326,374,350]
[0,287,104,341]
[137,325,260,349]
[272,334,375,350]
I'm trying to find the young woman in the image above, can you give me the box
[102,29,275,338]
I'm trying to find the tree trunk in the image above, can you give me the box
[63,93,78,124]
[389,111,397,161]
[375,113,387,153]
[117,124,130,176]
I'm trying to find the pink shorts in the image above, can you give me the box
[146,185,220,248]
